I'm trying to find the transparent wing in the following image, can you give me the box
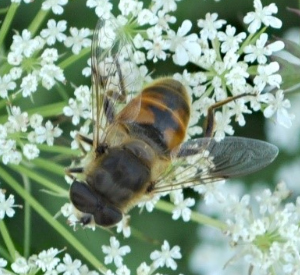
[91,17,142,149]
[153,137,278,193]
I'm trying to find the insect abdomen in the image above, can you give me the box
[118,78,190,154]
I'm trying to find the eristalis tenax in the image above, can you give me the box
[66,17,278,228]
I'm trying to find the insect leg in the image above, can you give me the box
[204,93,254,138]
[75,134,93,155]
[65,167,84,180]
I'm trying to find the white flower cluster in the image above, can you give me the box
[102,237,181,275]
[0,248,99,275]
[224,182,300,274]
[0,107,62,164]
[191,182,300,274]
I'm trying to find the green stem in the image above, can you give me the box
[28,9,49,36]
[0,245,11,261]
[37,144,77,156]
[59,47,90,69]
[155,200,227,231]
[0,3,19,47]
[32,158,65,176]
[56,83,70,101]
[0,166,107,274]
[27,101,66,117]
[22,175,31,258]
[0,220,16,261]
[10,164,68,196]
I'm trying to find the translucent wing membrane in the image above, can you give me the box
[153,137,278,193]
[91,17,141,148]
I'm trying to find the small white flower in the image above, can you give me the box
[136,262,151,275]
[244,0,282,34]
[218,25,246,53]
[36,248,60,272]
[7,106,28,133]
[0,139,22,165]
[254,61,282,92]
[9,67,22,80]
[41,48,59,64]
[244,33,284,64]
[150,240,182,270]
[39,64,65,90]
[0,191,17,219]
[40,19,67,45]
[168,20,201,66]
[102,237,130,268]
[0,125,7,140]
[56,253,81,275]
[137,9,158,26]
[143,36,169,63]
[11,29,39,57]
[42,0,68,15]
[29,114,43,129]
[82,58,92,77]
[225,194,251,220]
[11,256,30,274]
[151,0,179,13]
[225,61,249,87]
[0,74,16,98]
[256,188,279,215]
[198,13,226,40]
[74,85,90,106]
[227,98,252,127]
[60,203,74,217]
[0,258,7,269]
[87,0,113,19]
[194,180,226,204]
[137,194,161,212]
[260,90,294,128]
[35,121,62,146]
[23,144,39,160]
[79,264,100,275]
[172,193,195,222]
[7,50,23,66]
[20,73,38,97]
[63,98,90,126]
[118,0,142,16]
[214,111,234,141]
[64,27,91,55]
[156,9,176,30]
[116,265,130,275]
[116,215,131,238]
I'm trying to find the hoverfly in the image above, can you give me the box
[66,17,278,227]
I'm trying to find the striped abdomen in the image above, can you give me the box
[117,78,191,154]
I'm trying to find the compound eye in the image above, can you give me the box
[70,180,98,214]
[94,204,123,227]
